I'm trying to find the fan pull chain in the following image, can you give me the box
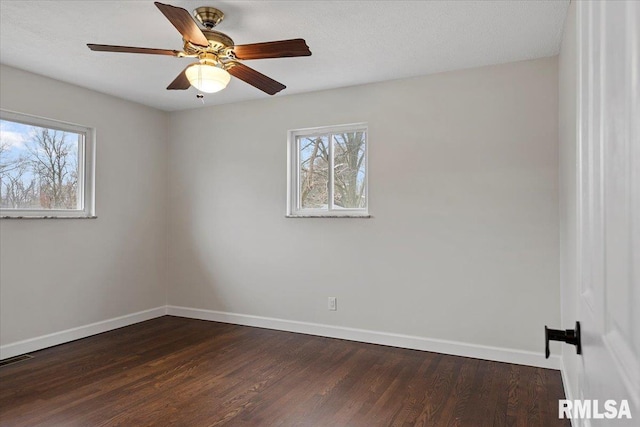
[196,64,205,103]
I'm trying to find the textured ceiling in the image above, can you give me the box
[0,1,569,112]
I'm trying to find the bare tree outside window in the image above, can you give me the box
[289,124,367,217]
[300,135,329,208]
[333,131,366,209]
[0,120,80,210]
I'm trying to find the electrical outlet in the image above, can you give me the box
[328,297,337,311]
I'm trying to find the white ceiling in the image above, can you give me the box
[0,1,569,112]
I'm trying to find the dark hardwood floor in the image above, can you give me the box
[0,316,569,426]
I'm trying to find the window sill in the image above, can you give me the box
[286,214,371,218]
[1,215,98,220]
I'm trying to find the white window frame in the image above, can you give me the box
[287,123,369,218]
[0,109,96,219]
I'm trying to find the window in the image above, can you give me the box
[0,110,95,218]
[287,123,368,217]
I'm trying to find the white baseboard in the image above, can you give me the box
[0,306,167,360]
[560,354,578,427]
[0,305,560,370]
[560,356,575,400]
[166,305,560,370]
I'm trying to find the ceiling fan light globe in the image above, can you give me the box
[185,64,231,93]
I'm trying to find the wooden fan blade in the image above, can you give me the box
[233,39,311,60]
[87,44,181,56]
[167,66,191,90]
[154,2,209,47]
[227,63,286,95]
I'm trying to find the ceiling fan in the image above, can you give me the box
[87,2,311,96]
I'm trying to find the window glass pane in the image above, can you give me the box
[333,131,366,209]
[0,119,81,210]
[298,135,329,209]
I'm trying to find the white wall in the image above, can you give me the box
[0,56,561,361]
[558,0,578,400]
[0,65,168,346]
[167,57,559,354]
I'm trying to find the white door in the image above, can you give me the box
[576,1,639,426]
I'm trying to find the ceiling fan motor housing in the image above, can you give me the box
[194,6,224,29]
[183,30,234,59]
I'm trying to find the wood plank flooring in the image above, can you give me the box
[0,316,569,426]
